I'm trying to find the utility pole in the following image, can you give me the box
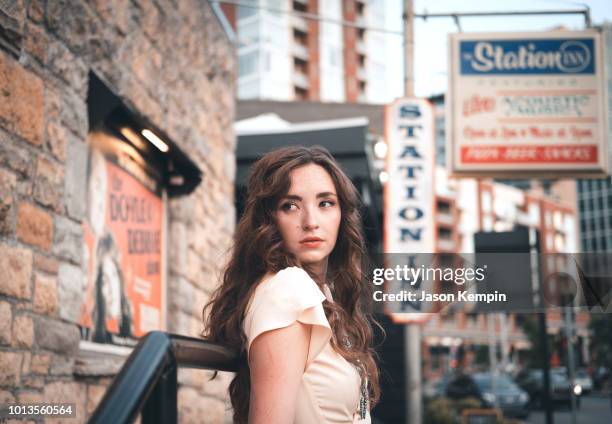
[564,304,578,424]
[404,0,414,97]
[402,3,421,423]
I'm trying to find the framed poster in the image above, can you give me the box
[80,131,166,346]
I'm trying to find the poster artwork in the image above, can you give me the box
[80,148,164,346]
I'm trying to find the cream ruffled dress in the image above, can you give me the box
[243,267,371,424]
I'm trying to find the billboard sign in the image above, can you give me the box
[448,30,608,178]
[384,98,435,323]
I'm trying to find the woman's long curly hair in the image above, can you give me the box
[202,145,380,423]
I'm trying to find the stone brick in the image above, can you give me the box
[169,222,188,276]
[17,391,43,404]
[197,369,232,399]
[178,386,226,424]
[45,121,68,162]
[0,0,25,56]
[34,156,64,212]
[63,138,87,220]
[47,39,88,96]
[0,52,44,145]
[34,272,59,316]
[0,167,16,236]
[12,314,34,348]
[27,0,44,23]
[0,131,34,178]
[187,248,201,284]
[22,375,44,389]
[31,353,50,374]
[91,0,130,35]
[45,85,88,139]
[52,215,83,264]
[0,351,22,386]
[34,253,59,274]
[86,384,107,415]
[0,242,33,299]
[16,202,53,250]
[73,354,124,377]
[0,300,12,345]
[123,78,163,127]
[0,389,15,403]
[34,316,79,354]
[57,262,85,323]
[49,354,74,376]
[21,351,31,375]
[43,381,87,423]
[24,22,47,64]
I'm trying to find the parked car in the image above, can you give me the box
[445,372,530,419]
[516,369,581,410]
[423,374,451,401]
[574,369,594,394]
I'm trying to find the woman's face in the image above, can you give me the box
[274,164,341,276]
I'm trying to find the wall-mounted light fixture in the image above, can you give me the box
[87,72,202,197]
[141,129,169,153]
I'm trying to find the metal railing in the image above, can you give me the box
[88,331,239,424]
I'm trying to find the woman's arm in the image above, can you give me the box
[248,321,312,423]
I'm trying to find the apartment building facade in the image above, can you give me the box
[222,0,397,103]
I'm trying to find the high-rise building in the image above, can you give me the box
[577,23,612,253]
[221,0,400,103]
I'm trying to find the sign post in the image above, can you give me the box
[385,97,435,423]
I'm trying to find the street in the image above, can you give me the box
[527,394,612,424]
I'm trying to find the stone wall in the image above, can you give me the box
[0,1,236,422]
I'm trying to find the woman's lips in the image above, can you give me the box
[300,239,323,248]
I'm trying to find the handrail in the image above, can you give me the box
[88,331,240,424]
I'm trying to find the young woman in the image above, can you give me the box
[203,146,380,423]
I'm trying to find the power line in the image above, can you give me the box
[211,0,404,35]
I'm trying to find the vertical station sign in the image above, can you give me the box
[448,30,608,177]
[384,98,435,323]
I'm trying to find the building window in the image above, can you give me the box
[239,50,259,77]
[238,0,258,20]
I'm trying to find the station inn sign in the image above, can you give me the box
[448,30,608,178]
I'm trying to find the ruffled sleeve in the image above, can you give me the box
[243,267,332,367]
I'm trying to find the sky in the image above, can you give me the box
[384,0,612,99]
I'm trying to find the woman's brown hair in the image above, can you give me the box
[202,145,380,423]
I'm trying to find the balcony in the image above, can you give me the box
[292,71,309,89]
[291,43,309,61]
[356,40,366,55]
[357,66,367,81]
[291,14,308,33]
[436,212,455,226]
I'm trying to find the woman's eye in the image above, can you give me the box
[320,200,336,207]
[280,202,297,211]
